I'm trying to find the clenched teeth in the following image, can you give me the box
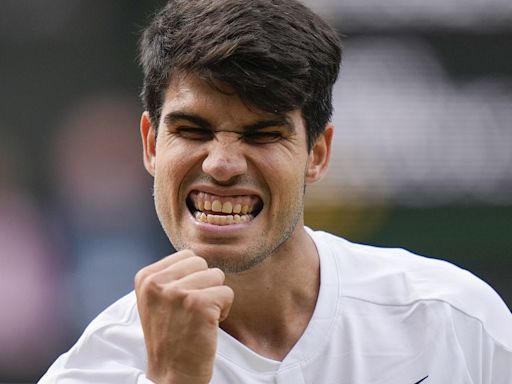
[194,211,252,225]
[188,191,262,226]
[209,199,248,214]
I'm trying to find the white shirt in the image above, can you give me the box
[39,229,512,383]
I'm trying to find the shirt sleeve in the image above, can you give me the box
[450,292,512,384]
[38,366,155,384]
[38,292,151,384]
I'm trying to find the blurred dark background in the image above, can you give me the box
[0,1,511,382]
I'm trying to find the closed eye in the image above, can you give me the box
[175,127,214,140]
[242,131,284,144]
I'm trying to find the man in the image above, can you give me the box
[40,0,512,383]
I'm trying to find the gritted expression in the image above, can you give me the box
[141,73,331,272]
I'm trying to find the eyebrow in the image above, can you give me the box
[163,112,212,129]
[244,117,295,134]
[163,111,295,134]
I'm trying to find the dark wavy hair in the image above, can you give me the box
[139,0,342,150]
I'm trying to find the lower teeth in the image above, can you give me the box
[194,211,253,225]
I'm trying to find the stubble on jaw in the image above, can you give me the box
[204,216,300,274]
[154,183,307,275]
[171,204,303,274]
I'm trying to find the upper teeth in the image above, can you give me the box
[189,191,260,225]
[208,200,248,214]
[194,192,254,215]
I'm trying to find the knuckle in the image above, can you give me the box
[190,255,208,269]
[218,286,234,306]
[208,268,225,284]
[138,275,161,297]
[213,267,225,280]
[182,291,205,312]
[162,281,187,301]
[224,285,235,301]
[178,249,195,258]
[134,268,150,289]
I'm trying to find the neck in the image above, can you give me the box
[220,226,320,361]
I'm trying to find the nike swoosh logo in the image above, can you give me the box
[414,376,428,384]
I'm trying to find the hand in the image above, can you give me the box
[135,250,234,384]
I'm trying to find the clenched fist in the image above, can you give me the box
[134,250,234,384]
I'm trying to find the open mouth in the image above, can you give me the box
[187,191,263,226]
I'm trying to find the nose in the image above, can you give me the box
[202,131,248,183]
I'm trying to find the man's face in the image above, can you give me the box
[141,73,329,273]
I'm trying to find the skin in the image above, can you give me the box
[137,72,333,383]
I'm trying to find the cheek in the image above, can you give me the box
[153,152,184,210]
[255,150,308,197]
[155,141,201,184]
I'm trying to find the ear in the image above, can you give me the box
[305,124,333,184]
[140,111,157,176]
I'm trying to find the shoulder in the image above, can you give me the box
[40,291,146,378]
[85,290,139,327]
[76,290,143,354]
[309,229,512,349]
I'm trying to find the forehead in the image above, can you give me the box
[160,73,304,130]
